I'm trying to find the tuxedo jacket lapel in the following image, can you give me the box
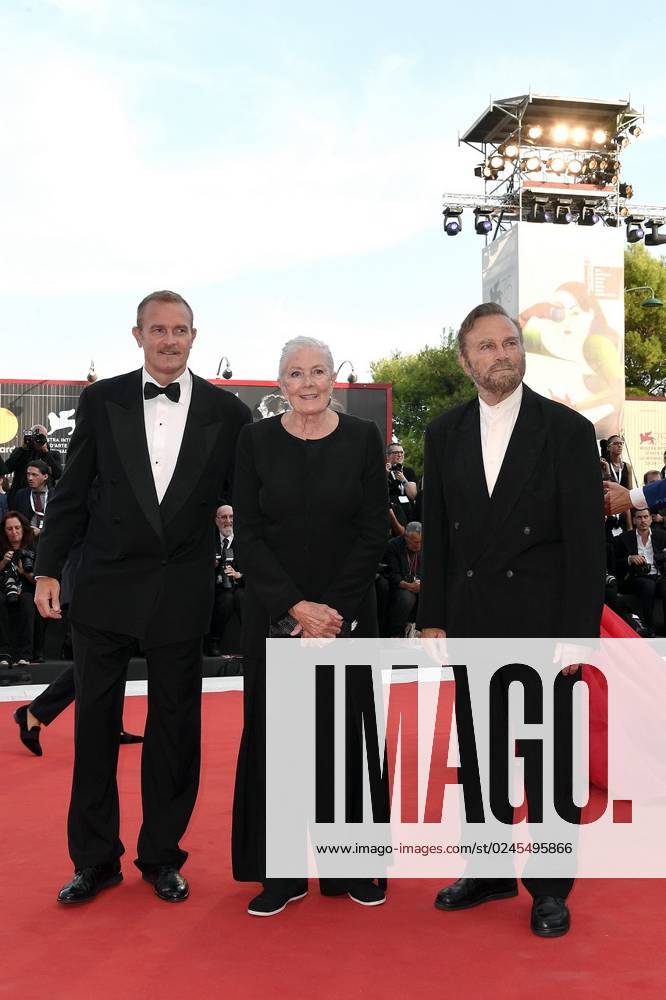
[105,370,164,543]
[489,384,546,534]
[160,374,224,527]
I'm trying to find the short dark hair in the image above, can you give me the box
[136,290,194,329]
[27,459,50,477]
[644,470,661,484]
[457,302,522,357]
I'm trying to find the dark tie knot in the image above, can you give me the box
[144,381,180,403]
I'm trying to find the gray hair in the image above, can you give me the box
[405,521,422,534]
[457,302,522,357]
[278,336,335,381]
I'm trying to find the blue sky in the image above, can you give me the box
[2,0,666,382]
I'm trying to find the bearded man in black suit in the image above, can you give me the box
[417,301,605,938]
[35,290,251,905]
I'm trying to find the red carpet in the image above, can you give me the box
[2,691,665,999]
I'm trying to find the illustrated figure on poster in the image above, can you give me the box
[519,282,624,439]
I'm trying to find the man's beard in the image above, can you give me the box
[469,356,526,396]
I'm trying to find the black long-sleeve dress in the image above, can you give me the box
[232,411,389,882]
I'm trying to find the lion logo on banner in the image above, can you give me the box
[47,409,76,436]
[641,431,655,446]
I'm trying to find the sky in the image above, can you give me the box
[2,0,666,383]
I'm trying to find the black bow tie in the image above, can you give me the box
[144,381,180,403]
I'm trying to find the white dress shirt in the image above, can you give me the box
[478,383,523,496]
[142,367,193,503]
[636,530,657,575]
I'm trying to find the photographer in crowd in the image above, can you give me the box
[4,425,62,505]
[615,508,666,637]
[207,504,244,656]
[384,521,421,637]
[0,511,37,666]
[386,442,417,534]
[12,459,53,536]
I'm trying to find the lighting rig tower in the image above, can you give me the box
[442,93,666,244]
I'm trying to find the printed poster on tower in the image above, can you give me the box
[483,222,625,441]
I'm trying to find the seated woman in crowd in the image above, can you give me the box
[0,511,37,666]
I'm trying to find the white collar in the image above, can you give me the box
[478,382,523,421]
[142,367,192,391]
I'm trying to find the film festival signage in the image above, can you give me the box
[265,638,666,879]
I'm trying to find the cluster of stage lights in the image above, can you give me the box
[443,208,666,245]
[475,122,642,184]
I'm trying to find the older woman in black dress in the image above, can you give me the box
[232,336,389,916]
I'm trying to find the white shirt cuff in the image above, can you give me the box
[630,486,647,510]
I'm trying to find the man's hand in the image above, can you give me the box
[604,480,632,516]
[289,600,343,638]
[35,577,62,619]
[628,554,647,566]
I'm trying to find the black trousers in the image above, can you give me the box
[0,590,35,661]
[387,587,418,637]
[31,664,75,725]
[210,585,243,638]
[455,665,580,900]
[624,574,666,631]
[69,621,203,871]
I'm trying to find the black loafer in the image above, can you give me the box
[119,731,144,744]
[531,895,570,937]
[321,878,386,906]
[142,865,189,902]
[435,877,518,911]
[13,705,42,757]
[58,863,122,904]
[247,879,308,916]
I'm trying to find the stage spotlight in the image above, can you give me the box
[645,220,666,247]
[598,157,609,171]
[443,208,463,236]
[502,141,519,159]
[571,126,587,144]
[552,124,570,143]
[628,125,642,138]
[554,199,573,225]
[592,129,608,145]
[547,155,566,174]
[626,217,645,243]
[619,205,630,217]
[474,208,493,235]
[605,216,622,228]
[527,125,543,140]
[579,203,600,227]
[583,156,600,173]
[489,153,505,171]
[529,197,553,224]
[522,155,542,172]
[619,183,634,199]
[613,134,629,149]
[567,158,584,176]
[475,164,497,179]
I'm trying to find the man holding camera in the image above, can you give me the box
[207,504,244,656]
[4,426,62,505]
[614,508,666,637]
[386,443,417,533]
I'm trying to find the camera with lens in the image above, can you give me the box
[23,429,47,447]
[1,549,35,603]
[390,462,403,473]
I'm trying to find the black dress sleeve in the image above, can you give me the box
[232,423,304,618]
[320,421,389,619]
[416,421,449,632]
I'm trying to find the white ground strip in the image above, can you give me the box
[0,675,243,702]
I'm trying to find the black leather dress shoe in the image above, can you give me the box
[247,879,308,916]
[58,863,122,904]
[119,730,144,744]
[531,895,570,937]
[321,878,386,906]
[142,865,189,902]
[435,877,518,911]
[13,705,42,757]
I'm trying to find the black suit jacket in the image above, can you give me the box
[35,369,251,644]
[384,535,419,589]
[13,485,54,525]
[614,526,666,581]
[416,383,605,638]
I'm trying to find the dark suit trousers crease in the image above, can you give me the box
[69,621,202,871]
[31,663,76,725]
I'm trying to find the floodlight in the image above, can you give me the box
[583,156,600,172]
[522,155,542,172]
[489,153,505,170]
[626,217,645,243]
[571,126,587,144]
[645,221,666,247]
[502,141,519,159]
[628,125,642,138]
[474,208,493,235]
[547,155,566,174]
[529,197,553,224]
[579,203,600,227]
[605,216,622,228]
[619,205,630,217]
[592,129,608,145]
[527,125,543,140]
[613,134,629,150]
[554,199,573,225]
[619,183,634,199]
[552,124,570,143]
[567,158,584,176]
[598,157,609,171]
[443,208,463,236]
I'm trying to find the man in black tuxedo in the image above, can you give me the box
[35,290,251,905]
[615,508,666,635]
[417,301,604,938]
